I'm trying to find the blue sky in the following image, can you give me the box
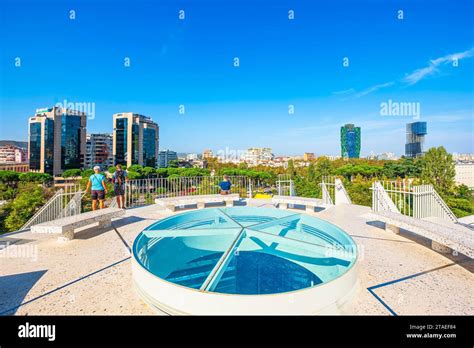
[0,0,473,156]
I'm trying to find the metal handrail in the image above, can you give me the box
[123,175,276,208]
[431,189,458,223]
[21,189,64,230]
[21,185,84,230]
[372,180,458,223]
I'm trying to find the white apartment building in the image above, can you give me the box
[455,161,474,189]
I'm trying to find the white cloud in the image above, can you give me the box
[353,82,395,98]
[334,47,474,98]
[332,88,355,95]
[403,47,474,85]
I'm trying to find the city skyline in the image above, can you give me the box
[1,0,473,156]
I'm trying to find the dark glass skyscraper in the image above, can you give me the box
[114,118,128,165]
[28,107,85,175]
[61,115,82,169]
[28,122,42,171]
[341,124,361,159]
[113,113,159,167]
[405,122,427,158]
[143,127,157,167]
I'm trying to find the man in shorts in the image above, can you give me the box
[113,164,128,209]
[86,166,107,210]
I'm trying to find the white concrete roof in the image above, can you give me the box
[1,200,473,315]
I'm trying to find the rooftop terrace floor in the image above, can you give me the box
[1,199,473,315]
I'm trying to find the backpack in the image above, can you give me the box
[115,171,125,185]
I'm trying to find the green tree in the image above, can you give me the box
[455,184,471,199]
[142,166,156,177]
[18,172,52,183]
[4,183,45,231]
[238,162,248,169]
[420,147,455,195]
[0,170,20,183]
[128,164,144,174]
[81,169,94,178]
[62,169,82,178]
[307,163,316,182]
[127,171,142,180]
[287,160,296,177]
[0,183,16,200]
[315,157,333,180]
[168,160,179,168]
[344,175,373,207]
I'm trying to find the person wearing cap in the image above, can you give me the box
[86,166,108,210]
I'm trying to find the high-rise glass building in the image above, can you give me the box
[28,107,86,175]
[113,113,159,168]
[158,150,178,168]
[340,124,361,159]
[405,122,427,158]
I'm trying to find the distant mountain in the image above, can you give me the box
[0,140,28,149]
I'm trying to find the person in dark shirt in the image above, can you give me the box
[219,175,232,195]
[113,164,129,209]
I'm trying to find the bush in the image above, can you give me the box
[81,169,94,178]
[0,183,16,200]
[344,176,373,207]
[128,165,144,174]
[3,183,45,231]
[155,168,210,178]
[62,169,82,178]
[18,172,52,183]
[0,170,20,183]
[445,197,473,218]
[127,171,142,180]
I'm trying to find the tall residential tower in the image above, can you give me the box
[340,124,361,159]
[28,107,87,175]
[113,113,159,168]
[405,122,427,158]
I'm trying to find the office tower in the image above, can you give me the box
[405,122,427,158]
[28,107,86,175]
[85,133,114,170]
[113,113,159,168]
[340,124,361,159]
[158,150,178,168]
[202,149,213,159]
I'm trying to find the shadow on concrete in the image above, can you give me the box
[109,215,147,229]
[74,216,147,240]
[0,270,47,315]
[366,220,385,229]
[74,224,110,240]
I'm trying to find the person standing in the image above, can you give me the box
[113,164,128,209]
[219,175,232,195]
[86,166,107,210]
